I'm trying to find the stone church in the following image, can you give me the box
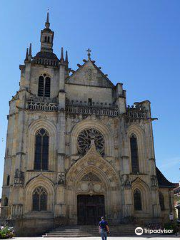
[1,14,176,235]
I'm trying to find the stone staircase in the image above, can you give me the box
[43,224,137,237]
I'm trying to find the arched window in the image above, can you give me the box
[45,77,50,97]
[38,75,51,97]
[34,128,49,170]
[32,187,47,211]
[130,134,139,173]
[7,175,10,186]
[134,189,142,211]
[44,36,47,42]
[4,197,8,206]
[159,192,165,211]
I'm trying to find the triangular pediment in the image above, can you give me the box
[66,60,114,88]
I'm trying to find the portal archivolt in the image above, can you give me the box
[66,144,120,192]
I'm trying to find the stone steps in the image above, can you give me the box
[43,225,137,237]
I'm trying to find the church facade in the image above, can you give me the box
[1,14,176,236]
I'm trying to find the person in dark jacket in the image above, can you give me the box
[99,216,109,240]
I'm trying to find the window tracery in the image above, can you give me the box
[77,128,105,156]
[32,186,47,211]
[130,134,139,173]
[34,128,49,170]
[38,74,51,97]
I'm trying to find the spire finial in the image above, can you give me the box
[25,48,28,61]
[29,43,32,57]
[87,48,91,60]
[45,10,50,28]
[60,47,64,62]
[65,50,68,63]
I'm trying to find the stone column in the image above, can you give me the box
[55,62,66,218]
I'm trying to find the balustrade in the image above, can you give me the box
[27,97,58,112]
[66,105,119,117]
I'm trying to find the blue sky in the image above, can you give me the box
[0,0,180,191]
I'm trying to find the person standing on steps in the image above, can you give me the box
[99,216,110,240]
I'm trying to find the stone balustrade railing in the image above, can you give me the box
[27,98,58,112]
[66,105,119,117]
[126,106,148,121]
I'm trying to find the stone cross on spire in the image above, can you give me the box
[87,48,91,60]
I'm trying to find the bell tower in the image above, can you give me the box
[40,12,54,53]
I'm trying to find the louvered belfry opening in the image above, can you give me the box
[38,75,51,97]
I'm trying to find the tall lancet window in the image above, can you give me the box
[134,189,142,211]
[32,187,47,211]
[38,75,51,97]
[130,134,139,173]
[34,128,49,170]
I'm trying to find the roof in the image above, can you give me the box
[156,167,178,188]
[34,51,59,60]
[32,51,59,67]
[66,59,114,88]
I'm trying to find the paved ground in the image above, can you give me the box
[13,235,180,240]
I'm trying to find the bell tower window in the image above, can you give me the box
[38,75,51,97]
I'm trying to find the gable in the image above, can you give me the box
[66,60,114,88]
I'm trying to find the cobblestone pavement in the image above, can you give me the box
[14,234,180,240]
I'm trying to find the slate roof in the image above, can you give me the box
[33,51,59,60]
[156,167,178,188]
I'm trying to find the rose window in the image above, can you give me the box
[77,128,105,156]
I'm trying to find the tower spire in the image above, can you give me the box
[65,51,68,63]
[60,47,64,62]
[40,12,54,53]
[29,43,32,57]
[25,47,28,61]
[45,10,50,29]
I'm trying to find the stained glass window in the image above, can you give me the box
[77,128,105,156]
[34,128,49,170]
[130,134,139,173]
[134,189,142,211]
[32,187,47,211]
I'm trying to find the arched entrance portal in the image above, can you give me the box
[66,144,121,225]
[77,195,105,225]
